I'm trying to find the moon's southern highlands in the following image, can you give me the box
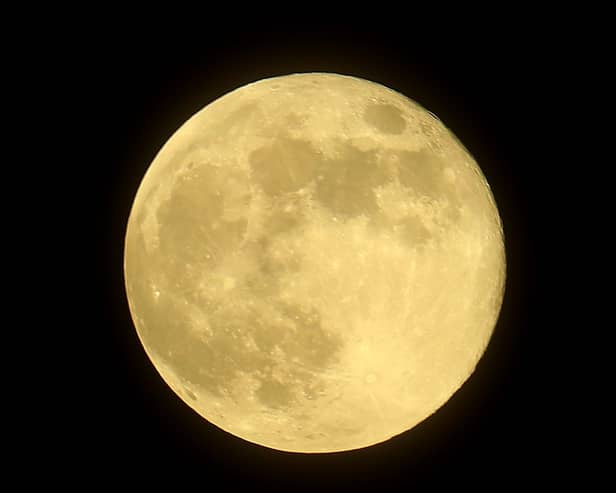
[124,73,506,453]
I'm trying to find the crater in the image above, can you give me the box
[363,103,406,134]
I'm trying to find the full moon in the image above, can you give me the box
[124,73,506,453]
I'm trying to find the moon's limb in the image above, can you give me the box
[124,73,506,453]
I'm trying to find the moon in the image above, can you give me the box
[124,73,506,453]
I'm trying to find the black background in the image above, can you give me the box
[33,16,578,489]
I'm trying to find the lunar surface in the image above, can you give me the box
[124,73,506,453]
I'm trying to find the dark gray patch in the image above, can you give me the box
[315,142,388,218]
[244,259,282,297]
[249,137,323,196]
[249,303,341,368]
[255,378,295,409]
[259,240,301,277]
[278,303,339,369]
[396,150,446,199]
[367,211,434,249]
[185,388,197,401]
[213,103,260,138]
[397,216,432,246]
[442,202,462,225]
[129,286,231,397]
[151,297,343,403]
[302,380,327,400]
[179,104,260,159]
[285,113,305,129]
[249,303,343,409]
[364,103,406,134]
[168,305,270,397]
[156,164,248,278]
[394,150,462,226]
[264,197,303,236]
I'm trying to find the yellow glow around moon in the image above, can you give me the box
[124,73,506,453]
